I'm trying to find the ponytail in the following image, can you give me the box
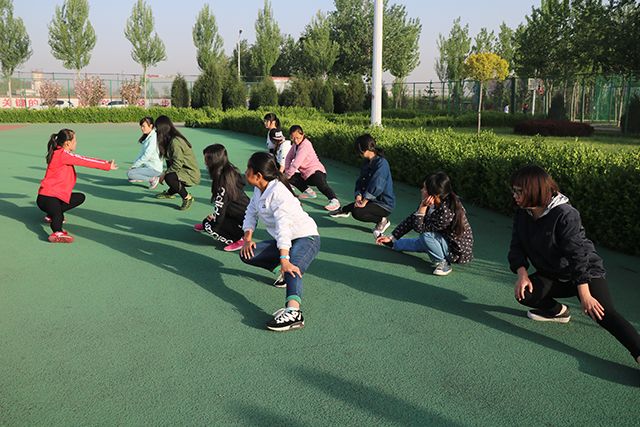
[446,192,466,236]
[46,129,75,164]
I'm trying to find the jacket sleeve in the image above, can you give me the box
[363,158,391,200]
[507,212,530,273]
[285,142,309,178]
[555,208,591,285]
[283,145,297,178]
[132,132,158,169]
[165,138,186,175]
[242,191,259,232]
[60,150,111,170]
[391,212,416,239]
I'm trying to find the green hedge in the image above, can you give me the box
[0,106,212,123]
[325,111,534,129]
[186,108,640,255]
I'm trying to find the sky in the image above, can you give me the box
[12,0,539,82]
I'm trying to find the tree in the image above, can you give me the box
[253,0,282,77]
[383,4,421,107]
[47,0,96,75]
[222,73,247,110]
[271,34,301,77]
[125,0,166,107]
[171,74,189,107]
[192,4,224,72]
[191,62,223,109]
[464,53,509,134]
[0,0,31,105]
[301,11,339,79]
[495,22,516,66]
[472,27,496,54]
[435,17,471,105]
[230,39,260,81]
[329,0,373,77]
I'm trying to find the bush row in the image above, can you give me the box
[186,108,640,255]
[514,119,595,137]
[327,111,534,129]
[0,106,212,124]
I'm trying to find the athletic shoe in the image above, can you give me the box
[298,189,317,200]
[328,208,351,218]
[266,307,304,331]
[527,304,571,323]
[48,231,74,243]
[223,239,245,252]
[149,176,160,190]
[44,216,66,224]
[372,217,391,238]
[272,271,286,288]
[324,198,340,211]
[433,260,452,276]
[178,195,194,211]
[129,179,144,183]
[193,223,204,232]
[155,191,176,199]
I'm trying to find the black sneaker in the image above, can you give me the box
[329,208,351,218]
[527,304,571,323]
[178,195,194,211]
[272,271,286,288]
[266,308,305,331]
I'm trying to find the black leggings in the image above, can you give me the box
[36,193,85,232]
[164,172,188,199]
[342,202,391,224]
[202,217,244,245]
[518,273,640,359]
[289,171,337,201]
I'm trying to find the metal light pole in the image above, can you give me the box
[237,29,243,80]
[371,0,383,126]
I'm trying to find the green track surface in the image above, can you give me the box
[1,123,638,426]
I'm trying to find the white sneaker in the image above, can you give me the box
[149,176,160,190]
[324,198,340,211]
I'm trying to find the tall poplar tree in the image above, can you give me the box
[48,0,96,75]
[0,0,32,105]
[192,4,224,72]
[125,0,166,106]
[253,0,282,77]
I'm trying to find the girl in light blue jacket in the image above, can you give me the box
[127,116,163,189]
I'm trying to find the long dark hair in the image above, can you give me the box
[355,133,384,157]
[46,129,75,164]
[263,112,280,128]
[138,116,154,143]
[424,172,466,236]
[203,144,243,201]
[155,115,190,158]
[247,152,295,195]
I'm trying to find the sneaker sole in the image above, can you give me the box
[48,236,73,243]
[223,246,243,252]
[433,269,452,276]
[329,212,351,218]
[527,311,571,323]
[266,321,304,331]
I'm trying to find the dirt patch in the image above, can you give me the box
[0,124,26,131]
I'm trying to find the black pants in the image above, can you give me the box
[518,273,640,359]
[202,217,244,245]
[289,172,337,201]
[164,172,188,199]
[36,193,85,232]
[342,202,390,224]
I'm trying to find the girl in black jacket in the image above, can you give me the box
[194,144,249,251]
[508,165,640,364]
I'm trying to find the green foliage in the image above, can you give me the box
[191,63,223,109]
[621,94,640,134]
[171,74,189,108]
[192,4,224,71]
[471,27,495,54]
[124,0,166,104]
[288,78,312,107]
[47,0,96,73]
[547,93,567,121]
[301,11,339,78]
[0,0,32,84]
[329,0,373,77]
[185,108,640,255]
[222,74,247,110]
[278,87,296,107]
[383,4,421,81]
[307,78,333,113]
[333,76,366,113]
[495,22,516,66]
[271,35,300,77]
[435,17,471,82]
[253,0,282,77]
[249,77,278,109]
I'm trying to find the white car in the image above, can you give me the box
[30,100,75,110]
[106,100,128,108]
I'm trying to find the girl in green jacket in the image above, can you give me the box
[155,115,201,210]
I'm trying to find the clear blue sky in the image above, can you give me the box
[13,0,539,81]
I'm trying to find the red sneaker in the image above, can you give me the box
[223,239,245,252]
[48,231,74,243]
[193,223,204,232]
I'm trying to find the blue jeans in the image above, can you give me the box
[127,167,161,182]
[240,235,321,304]
[393,232,449,262]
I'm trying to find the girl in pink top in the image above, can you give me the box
[284,125,340,211]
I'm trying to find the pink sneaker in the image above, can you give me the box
[223,239,245,252]
[193,223,204,232]
[298,190,317,200]
[48,231,74,243]
[44,216,66,224]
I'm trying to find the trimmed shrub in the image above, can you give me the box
[222,75,247,110]
[620,94,640,134]
[547,93,567,121]
[249,77,278,110]
[278,87,296,107]
[289,78,312,107]
[318,83,334,113]
[514,119,594,137]
[191,63,223,109]
[171,74,190,108]
[333,76,366,113]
